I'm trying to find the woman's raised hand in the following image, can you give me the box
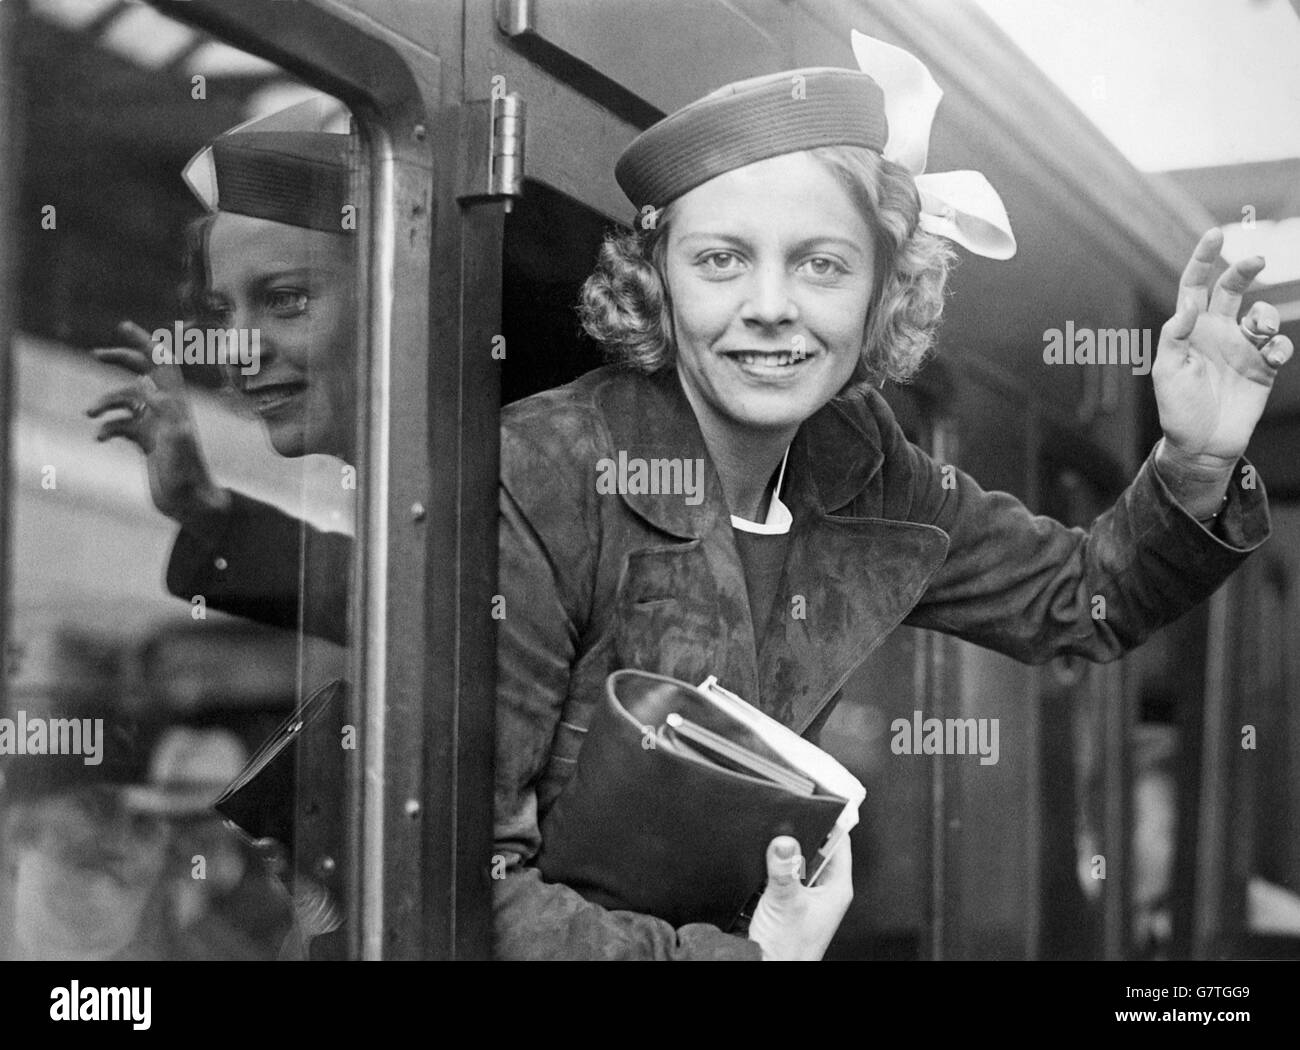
[747,835,853,961]
[1153,228,1293,469]
[86,320,231,529]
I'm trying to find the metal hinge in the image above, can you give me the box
[456,93,526,210]
[496,0,534,37]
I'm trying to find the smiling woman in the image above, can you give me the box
[666,153,879,442]
[491,36,1290,961]
[86,101,359,614]
[582,145,950,389]
[201,212,357,459]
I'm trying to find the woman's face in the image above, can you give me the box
[664,151,876,439]
[206,212,356,458]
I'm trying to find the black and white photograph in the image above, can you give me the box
[0,0,1297,1025]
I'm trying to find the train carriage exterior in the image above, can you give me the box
[0,0,1296,963]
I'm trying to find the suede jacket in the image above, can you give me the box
[493,363,1270,961]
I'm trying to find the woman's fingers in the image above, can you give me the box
[149,352,187,394]
[93,316,189,401]
[91,345,152,374]
[1163,295,1200,344]
[92,320,157,368]
[1241,300,1281,343]
[115,319,155,349]
[92,322,188,394]
[93,417,143,445]
[763,837,804,899]
[85,386,143,420]
[1208,254,1267,318]
[1175,228,1269,323]
[1262,334,1294,370]
[124,318,190,395]
[1176,228,1225,313]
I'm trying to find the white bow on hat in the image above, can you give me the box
[852,30,1016,260]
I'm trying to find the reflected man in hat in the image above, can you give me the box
[2,726,287,960]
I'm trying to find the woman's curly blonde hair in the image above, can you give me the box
[579,145,954,387]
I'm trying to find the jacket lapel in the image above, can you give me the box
[597,368,950,732]
[597,370,759,697]
[730,408,945,729]
[758,512,949,732]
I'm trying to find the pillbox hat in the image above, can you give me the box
[616,68,888,213]
[614,31,1016,260]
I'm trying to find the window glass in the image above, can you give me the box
[0,2,361,961]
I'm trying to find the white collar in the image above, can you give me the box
[730,447,793,535]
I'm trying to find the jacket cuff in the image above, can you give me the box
[1142,446,1270,567]
[164,491,302,627]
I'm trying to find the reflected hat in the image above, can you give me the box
[182,97,356,234]
[0,722,243,814]
[120,727,247,817]
[615,31,1016,260]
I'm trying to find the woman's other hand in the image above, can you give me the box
[747,835,853,961]
[1153,228,1293,469]
[86,320,231,530]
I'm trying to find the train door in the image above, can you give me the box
[0,0,499,961]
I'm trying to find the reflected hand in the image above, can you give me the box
[86,320,231,529]
[1153,228,1294,468]
[747,835,852,961]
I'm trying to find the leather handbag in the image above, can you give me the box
[536,668,856,931]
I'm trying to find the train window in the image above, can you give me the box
[0,2,362,960]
